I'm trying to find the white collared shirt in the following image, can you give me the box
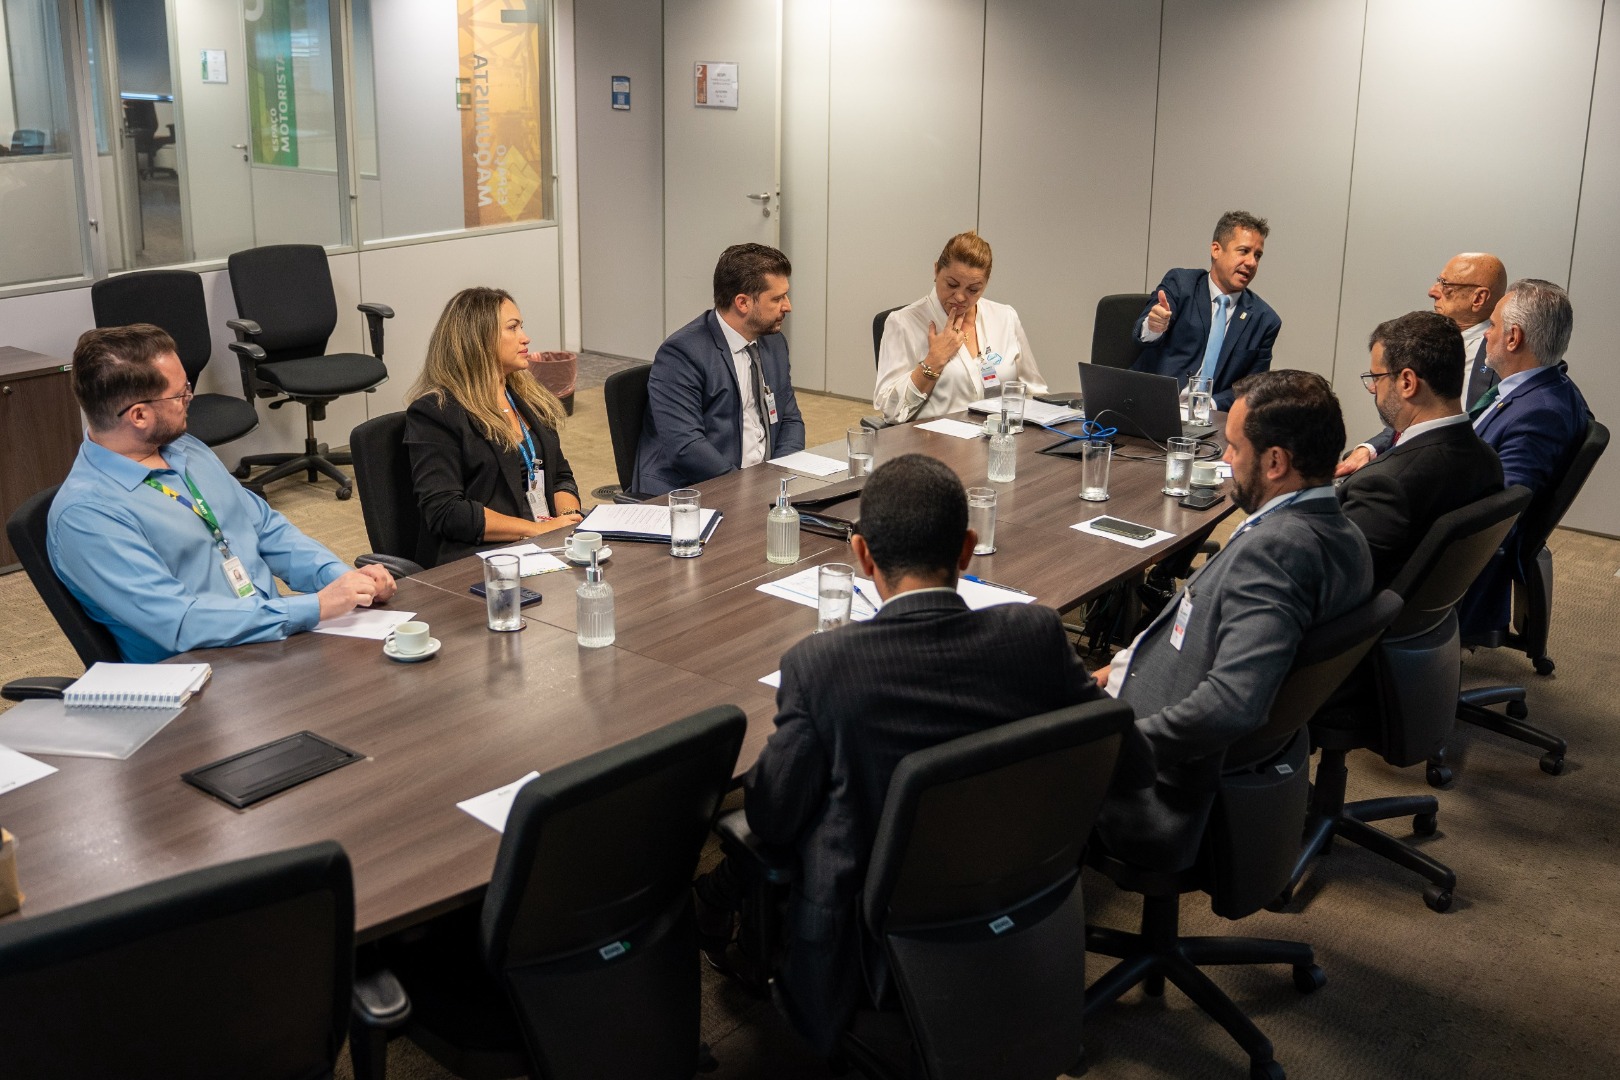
[714,308,769,468]
[1139,276,1243,345]
[1473,366,1542,433]
[1395,412,1470,444]
[874,289,1047,423]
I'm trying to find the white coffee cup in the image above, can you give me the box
[387,620,431,655]
[568,530,604,561]
[1191,461,1222,488]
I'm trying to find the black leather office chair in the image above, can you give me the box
[351,705,747,1080]
[0,840,355,1080]
[226,244,393,500]
[872,305,905,368]
[92,269,260,451]
[1083,589,1402,1080]
[1446,419,1608,778]
[603,362,654,503]
[122,99,176,179]
[1089,293,1151,371]
[349,411,426,576]
[717,698,1133,1080]
[1286,487,1531,914]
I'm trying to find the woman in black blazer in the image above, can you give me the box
[405,287,583,567]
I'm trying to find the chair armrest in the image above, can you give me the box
[349,967,410,1080]
[356,553,423,579]
[358,303,393,359]
[2,675,77,702]
[227,341,268,400]
[357,302,394,319]
[715,809,797,885]
[226,318,262,340]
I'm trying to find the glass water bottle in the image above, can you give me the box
[766,477,801,564]
[988,413,1017,483]
[576,552,616,647]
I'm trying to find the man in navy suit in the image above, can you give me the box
[633,243,805,495]
[1132,210,1281,410]
[1459,278,1589,639]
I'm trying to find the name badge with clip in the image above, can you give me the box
[526,468,549,519]
[1170,591,1194,651]
[979,355,1001,389]
[222,554,256,598]
[764,390,780,425]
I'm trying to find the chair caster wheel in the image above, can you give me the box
[233,463,252,479]
[1250,1059,1286,1080]
[1533,656,1555,676]
[1426,764,1453,788]
[1540,753,1564,776]
[337,485,354,501]
[1292,964,1326,993]
[1413,812,1438,837]
[1265,884,1294,913]
[1423,886,1452,913]
[1506,700,1529,720]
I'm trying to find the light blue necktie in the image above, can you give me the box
[1200,293,1232,383]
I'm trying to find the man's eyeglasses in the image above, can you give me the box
[117,382,194,418]
[1435,277,1487,294]
[1359,370,1396,391]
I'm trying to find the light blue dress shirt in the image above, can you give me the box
[47,433,350,663]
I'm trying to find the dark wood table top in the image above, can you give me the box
[1,411,1234,939]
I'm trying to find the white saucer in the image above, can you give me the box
[564,545,613,566]
[384,637,441,663]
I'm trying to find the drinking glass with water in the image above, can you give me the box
[1187,377,1214,426]
[846,426,875,477]
[669,488,702,558]
[967,487,998,555]
[1001,379,1027,433]
[1163,436,1197,497]
[483,554,524,631]
[816,562,855,632]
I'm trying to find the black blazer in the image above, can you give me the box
[404,392,579,567]
[1338,419,1504,589]
[743,589,1121,1054]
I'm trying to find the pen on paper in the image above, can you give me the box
[851,584,878,612]
[963,574,1032,596]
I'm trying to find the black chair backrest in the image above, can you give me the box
[0,841,354,1080]
[1386,485,1533,638]
[92,270,215,385]
[872,305,904,368]
[7,485,122,668]
[603,364,652,492]
[11,128,47,154]
[227,244,340,362]
[1090,293,1151,370]
[1514,416,1608,558]
[350,411,420,563]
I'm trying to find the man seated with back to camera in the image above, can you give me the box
[1095,370,1372,873]
[694,453,1141,1056]
[48,324,395,663]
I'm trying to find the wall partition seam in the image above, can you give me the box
[1328,0,1372,392]
[332,0,359,251]
[1142,0,1164,291]
[1567,0,1606,289]
[61,0,101,280]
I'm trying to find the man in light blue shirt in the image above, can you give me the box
[47,324,395,663]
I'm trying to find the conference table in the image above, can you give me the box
[0,412,1235,941]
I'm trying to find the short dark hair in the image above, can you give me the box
[1368,311,1466,399]
[1213,210,1270,245]
[857,454,967,581]
[1231,370,1345,486]
[72,324,177,431]
[713,243,791,310]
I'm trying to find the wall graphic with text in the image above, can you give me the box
[459,0,549,228]
[245,0,300,167]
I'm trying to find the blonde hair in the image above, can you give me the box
[409,287,566,450]
[934,231,993,275]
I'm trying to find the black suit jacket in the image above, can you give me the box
[1338,419,1504,589]
[1131,268,1281,410]
[744,589,1119,1053]
[403,393,578,567]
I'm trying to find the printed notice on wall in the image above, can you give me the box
[459,0,550,228]
[612,76,631,111]
[201,49,227,84]
[695,62,738,109]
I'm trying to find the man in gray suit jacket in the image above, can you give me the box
[633,244,805,495]
[1098,370,1373,873]
[696,454,1125,1055]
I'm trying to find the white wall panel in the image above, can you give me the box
[369,0,462,239]
[978,0,1160,393]
[779,0,830,391]
[1563,0,1620,535]
[823,0,984,400]
[0,157,82,285]
[1335,0,1602,438]
[0,285,93,357]
[1150,0,1365,393]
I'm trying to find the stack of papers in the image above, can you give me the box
[476,543,570,576]
[768,450,848,477]
[315,607,419,639]
[756,566,1036,616]
[916,417,987,440]
[967,398,1085,426]
[577,504,723,544]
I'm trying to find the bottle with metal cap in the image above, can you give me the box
[766,476,801,564]
[576,550,616,647]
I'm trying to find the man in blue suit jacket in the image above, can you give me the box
[1132,210,1281,411]
[1459,278,1589,639]
[634,244,805,495]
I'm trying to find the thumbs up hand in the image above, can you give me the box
[1146,289,1173,334]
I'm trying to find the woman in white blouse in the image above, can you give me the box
[874,231,1048,424]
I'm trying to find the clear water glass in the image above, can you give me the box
[483,554,523,631]
[968,487,998,555]
[1080,441,1111,502]
[816,562,855,632]
[846,426,875,476]
[1188,377,1214,425]
[1000,380,1027,433]
[669,488,702,558]
[1164,436,1197,497]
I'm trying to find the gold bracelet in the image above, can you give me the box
[918,360,940,381]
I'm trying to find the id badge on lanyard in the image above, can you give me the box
[145,472,256,597]
[526,468,550,519]
[979,348,1003,390]
[763,389,780,425]
[1170,590,1194,651]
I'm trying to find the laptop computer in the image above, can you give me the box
[1078,363,1217,443]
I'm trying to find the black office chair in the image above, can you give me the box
[1285,487,1531,914]
[349,411,426,577]
[1447,418,1609,777]
[122,99,176,179]
[0,840,355,1080]
[872,305,905,368]
[226,244,393,500]
[351,705,747,1080]
[716,698,1134,1080]
[91,269,260,451]
[603,362,654,503]
[9,128,47,154]
[1089,293,1150,371]
[1083,589,1402,1080]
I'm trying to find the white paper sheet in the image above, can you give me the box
[477,543,570,576]
[577,503,721,541]
[457,771,541,832]
[759,670,782,689]
[768,450,848,477]
[314,608,418,639]
[916,417,988,440]
[1071,516,1175,549]
[956,576,1038,609]
[967,398,1085,426]
[757,565,880,622]
[0,744,58,794]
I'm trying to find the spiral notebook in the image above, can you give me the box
[62,662,213,709]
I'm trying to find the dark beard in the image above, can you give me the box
[1230,461,1265,513]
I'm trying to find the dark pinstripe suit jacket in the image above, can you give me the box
[743,587,1111,1053]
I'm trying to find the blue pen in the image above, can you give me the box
[851,583,879,612]
[962,574,1033,596]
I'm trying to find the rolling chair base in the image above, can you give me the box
[1443,687,1567,778]
[236,443,354,499]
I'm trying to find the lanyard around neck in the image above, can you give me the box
[507,391,540,481]
[143,471,228,548]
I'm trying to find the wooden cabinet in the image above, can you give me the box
[0,347,81,571]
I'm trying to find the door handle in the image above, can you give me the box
[232,142,249,162]
[745,192,772,202]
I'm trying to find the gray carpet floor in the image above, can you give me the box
[3,356,1617,1078]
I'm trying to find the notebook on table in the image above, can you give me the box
[575,503,723,544]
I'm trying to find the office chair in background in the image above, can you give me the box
[91,269,260,453]
[348,411,426,577]
[603,363,654,503]
[1090,293,1151,371]
[122,100,176,179]
[9,128,48,154]
[871,305,904,368]
[351,705,746,1080]
[226,244,393,500]
[0,841,356,1080]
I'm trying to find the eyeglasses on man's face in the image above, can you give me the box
[116,382,194,418]
[1434,277,1487,294]
[1359,370,1396,392]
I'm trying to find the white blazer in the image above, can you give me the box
[874,289,1047,423]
